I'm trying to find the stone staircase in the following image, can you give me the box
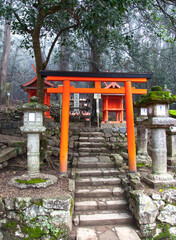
[72,131,140,240]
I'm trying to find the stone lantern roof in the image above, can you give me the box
[17,96,49,112]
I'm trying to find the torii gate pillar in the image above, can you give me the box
[60,80,70,174]
[125,81,136,172]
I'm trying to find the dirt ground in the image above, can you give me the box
[0,154,69,198]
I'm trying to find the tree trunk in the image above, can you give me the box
[89,35,102,124]
[59,34,70,71]
[32,32,44,104]
[0,20,11,104]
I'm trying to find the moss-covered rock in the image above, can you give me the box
[137,90,176,106]
[151,86,163,91]
[169,110,176,118]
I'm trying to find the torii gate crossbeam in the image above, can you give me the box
[40,71,152,174]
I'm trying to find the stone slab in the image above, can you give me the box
[79,148,92,153]
[76,188,112,198]
[79,213,133,226]
[102,169,119,176]
[143,176,176,189]
[80,132,104,137]
[78,163,97,168]
[91,177,121,186]
[0,147,17,163]
[115,226,141,240]
[99,156,111,162]
[79,142,91,147]
[79,137,89,142]
[79,157,99,163]
[98,229,118,240]
[75,201,97,211]
[112,187,124,197]
[76,169,102,177]
[89,137,105,142]
[77,228,98,240]
[106,200,127,210]
[97,162,115,168]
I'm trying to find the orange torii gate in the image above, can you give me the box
[40,71,152,174]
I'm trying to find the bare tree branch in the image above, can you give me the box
[12,11,32,34]
[43,23,79,68]
[97,0,106,8]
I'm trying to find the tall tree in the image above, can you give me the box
[2,0,80,103]
[0,0,12,104]
[1,0,141,103]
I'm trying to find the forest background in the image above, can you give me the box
[0,0,175,106]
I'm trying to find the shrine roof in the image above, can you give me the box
[21,76,54,89]
[105,82,121,89]
[40,71,152,79]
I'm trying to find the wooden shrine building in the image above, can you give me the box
[102,82,124,123]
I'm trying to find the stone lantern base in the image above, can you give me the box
[136,153,152,165]
[9,173,58,189]
[143,173,176,189]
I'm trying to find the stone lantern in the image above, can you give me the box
[9,97,58,189]
[135,105,151,164]
[18,96,49,175]
[137,86,176,188]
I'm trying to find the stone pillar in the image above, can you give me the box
[137,125,148,155]
[135,106,151,164]
[167,127,176,166]
[151,128,167,174]
[27,134,40,175]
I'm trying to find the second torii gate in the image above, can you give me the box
[40,71,152,174]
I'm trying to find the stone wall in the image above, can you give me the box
[0,194,74,240]
[0,109,23,136]
[119,170,176,238]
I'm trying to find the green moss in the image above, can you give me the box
[137,162,146,167]
[169,110,176,117]
[50,226,68,239]
[70,197,74,216]
[3,220,17,230]
[15,178,46,185]
[151,86,163,91]
[22,226,45,239]
[137,90,176,106]
[154,223,176,240]
[31,199,43,206]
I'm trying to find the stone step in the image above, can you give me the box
[76,168,120,177]
[79,137,105,143]
[75,187,124,198]
[77,212,133,226]
[76,177,121,187]
[79,142,106,148]
[77,162,115,168]
[76,225,141,240]
[75,199,128,211]
[80,132,104,137]
[79,147,108,153]
[0,147,17,164]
